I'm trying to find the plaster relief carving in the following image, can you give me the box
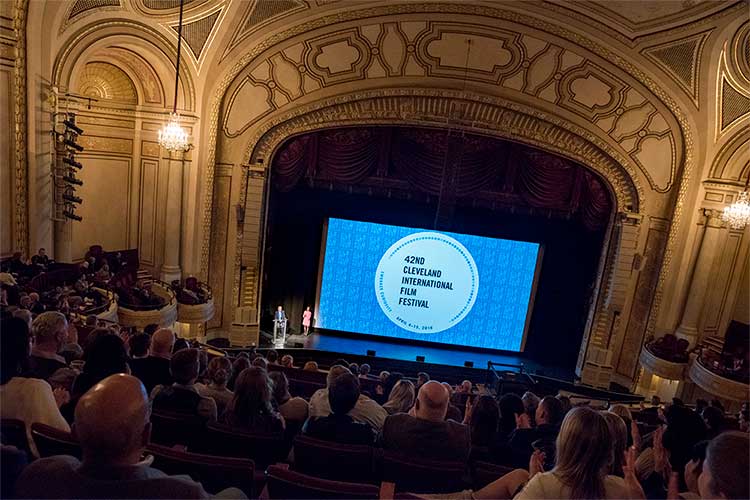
[569,74,615,109]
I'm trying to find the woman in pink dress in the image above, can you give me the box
[302,306,312,335]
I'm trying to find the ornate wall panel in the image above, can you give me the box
[1,2,15,257]
[222,0,308,60]
[642,30,711,106]
[222,17,682,196]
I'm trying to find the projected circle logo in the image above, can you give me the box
[375,232,479,334]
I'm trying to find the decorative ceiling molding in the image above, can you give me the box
[642,30,711,106]
[716,42,750,140]
[143,0,199,9]
[60,0,122,33]
[546,0,741,41]
[77,61,138,103]
[221,0,308,61]
[730,20,750,86]
[169,7,222,62]
[102,46,165,104]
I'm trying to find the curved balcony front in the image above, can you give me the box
[117,281,177,328]
[639,343,688,381]
[177,300,215,324]
[688,356,749,402]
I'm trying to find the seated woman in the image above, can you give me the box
[196,357,233,416]
[60,333,129,422]
[269,371,308,424]
[382,379,415,415]
[514,406,644,499]
[220,366,284,434]
[0,317,70,452]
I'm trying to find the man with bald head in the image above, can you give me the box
[129,328,175,393]
[380,381,470,462]
[15,374,227,499]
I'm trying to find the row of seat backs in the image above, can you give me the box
[6,419,511,497]
[2,419,255,498]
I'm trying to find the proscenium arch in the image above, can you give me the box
[223,91,638,350]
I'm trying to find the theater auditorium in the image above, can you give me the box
[1,0,748,498]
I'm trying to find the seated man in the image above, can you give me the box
[304,372,375,445]
[508,395,564,469]
[28,312,68,381]
[15,374,243,499]
[380,381,470,462]
[129,328,174,393]
[309,365,387,431]
[150,348,217,421]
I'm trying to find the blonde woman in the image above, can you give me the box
[515,406,645,499]
[383,379,416,415]
[609,403,642,450]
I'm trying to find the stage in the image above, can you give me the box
[277,329,575,381]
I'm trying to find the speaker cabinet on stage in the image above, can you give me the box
[416,355,425,362]
[464,361,474,368]
[367,350,376,356]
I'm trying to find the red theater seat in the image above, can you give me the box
[381,451,467,493]
[193,422,288,468]
[265,464,382,500]
[30,423,81,459]
[1,419,31,456]
[292,435,376,483]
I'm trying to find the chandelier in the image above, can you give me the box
[722,186,750,229]
[158,0,190,152]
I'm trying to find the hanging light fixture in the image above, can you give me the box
[722,178,750,229]
[158,0,190,152]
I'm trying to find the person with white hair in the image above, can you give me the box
[28,312,68,381]
[309,365,387,430]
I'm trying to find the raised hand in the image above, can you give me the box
[53,387,70,408]
[516,412,532,429]
[623,445,646,499]
[667,472,680,499]
[529,449,545,478]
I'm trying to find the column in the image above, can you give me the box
[675,209,725,347]
[160,151,183,282]
[53,219,72,262]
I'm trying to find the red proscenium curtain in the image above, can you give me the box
[272,126,613,230]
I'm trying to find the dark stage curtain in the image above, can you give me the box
[272,126,612,230]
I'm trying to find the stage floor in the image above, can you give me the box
[283,331,573,380]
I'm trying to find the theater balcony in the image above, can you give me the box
[117,280,177,329]
[639,337,689,381]
[688,351,750,402]
[81,287,118,323]
[174,279,215,340]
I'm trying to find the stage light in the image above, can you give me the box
[63,174,83,186]
[63,138,84,152]
[367,350,376,356]
[63,118,84,135]
[62,157,82,169]
[63,208,82,221]
[416,355,425,362]
[464,361,474,368]
[62,193,82,204]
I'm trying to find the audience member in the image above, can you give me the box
[509,395,564,468]
[252,356,268,370]
[466,395,500,449]
[379,370,390,383]
[380,381,470,461]
[349,362,360,375]
[61,333,129,422]
[683,440,708,497]
[143,323,159,336]
[417,371,430,389]
[269,371,309,423]
[309,365,387,430]
[228,357,251,391]
[172,337,189,353]
[442,381,464,422]
[555,394,572,415]
[12,308,32,329]
[514,406,641,499]
[15,374,241,499]
[359,363,371,378]
[601,411,628,477]
[266,349,279,364]
[128,333,151,360]
[609,403,642,449]
[521,391,541,427]
[303,360,319,372]
[129,328,174,393]
[280,354,294,368]
[195,357,233,416]
[458,379,473,394]
[151,348,217,421]
[304,372,375,445]
[698,431,749,500]
[383,379,416,415]
[701,405,725,440]
[662,403,708,481]
[1,317,70,450]
[28,312,68,380]
[221,367,284,434]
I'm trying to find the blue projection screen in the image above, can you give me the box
[316,218,542,352]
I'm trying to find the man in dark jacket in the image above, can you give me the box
[508,395,564,469]
[304,372,374,445]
